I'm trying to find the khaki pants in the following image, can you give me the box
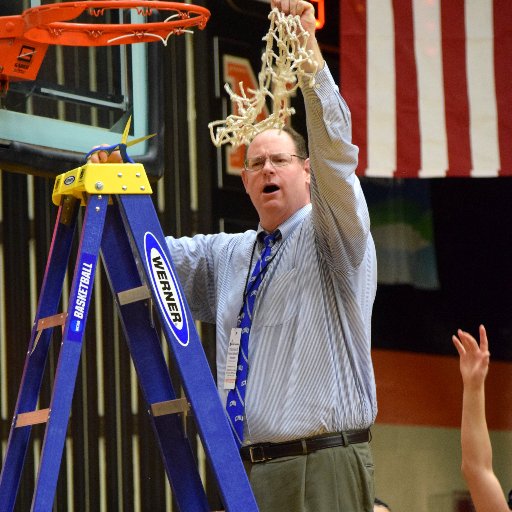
[244,442,374,512]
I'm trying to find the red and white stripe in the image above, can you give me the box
[340,0,512,178]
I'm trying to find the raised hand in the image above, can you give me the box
[270,0,324,71]
[452,325,490,391]
[271,0,317,35]
[86,145,123,164]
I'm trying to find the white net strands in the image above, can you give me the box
[208,8,318,148]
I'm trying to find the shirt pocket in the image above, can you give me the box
[255,267,302,327]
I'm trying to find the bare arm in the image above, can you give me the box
[452,325,509,512]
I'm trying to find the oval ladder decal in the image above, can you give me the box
[144,232,189,347]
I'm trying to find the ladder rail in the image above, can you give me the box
[0,198,80,512]
[100,202,211,511]
[31,193,109,510]
[118,194,259,511]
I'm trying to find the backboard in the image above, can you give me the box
[0,1,164,178]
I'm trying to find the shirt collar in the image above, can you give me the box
[256,203,312,242]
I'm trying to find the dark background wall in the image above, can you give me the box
[1,0,512,510]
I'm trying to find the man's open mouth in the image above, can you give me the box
[263,184,279,194]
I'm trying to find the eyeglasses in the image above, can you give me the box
[244,152,306,173]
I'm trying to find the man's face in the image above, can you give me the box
[242,129,310,232]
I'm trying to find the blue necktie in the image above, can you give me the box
[226,231,280,446]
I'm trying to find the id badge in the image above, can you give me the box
[224,327,242,390]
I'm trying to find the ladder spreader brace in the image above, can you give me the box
[0,161,258,512]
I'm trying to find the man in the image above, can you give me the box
[91,0,377,509]
[453,326,511,512]
[167,0,377,508]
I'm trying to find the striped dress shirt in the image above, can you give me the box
[166,64,377,444]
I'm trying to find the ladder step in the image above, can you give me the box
[15,408,50,427]
[151,398,190,417]
[32,312,67,353]
[118,285,151,305]
[36,312,67,330]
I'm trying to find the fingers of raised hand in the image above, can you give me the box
[271,0,310,16]
[456,329,480,351]
[478,324,489,352]
[454,327,491,365]
[452,334,465,355]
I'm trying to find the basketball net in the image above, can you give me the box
[208,8,318,148]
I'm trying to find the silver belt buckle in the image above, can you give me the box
[249,445,267,463]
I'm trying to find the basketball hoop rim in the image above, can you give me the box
[20,1,210,46]
[23,1,211,23]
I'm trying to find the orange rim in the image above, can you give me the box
[21,1,210,46]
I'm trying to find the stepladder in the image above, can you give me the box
[0,160,258,512]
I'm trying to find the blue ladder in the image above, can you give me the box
[0,161,258,512]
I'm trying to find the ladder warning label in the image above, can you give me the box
[144,232,189,347]
[68,253,96,342]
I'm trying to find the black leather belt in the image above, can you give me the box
[240,428,371,463]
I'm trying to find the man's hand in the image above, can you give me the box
[271,0,324,72]
[452,325,490,391]
[271,0,317,35]
[87,145,123,164]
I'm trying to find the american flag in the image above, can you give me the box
[340,0,512,178]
